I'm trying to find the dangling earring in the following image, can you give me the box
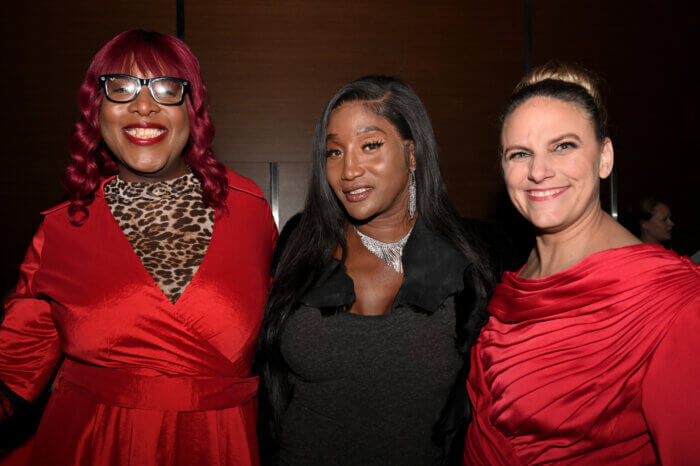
[408,168,416,219]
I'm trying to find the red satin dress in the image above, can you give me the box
[0,169,277,466]
[464,244,700,465]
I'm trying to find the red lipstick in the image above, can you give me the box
[122,122,168,146]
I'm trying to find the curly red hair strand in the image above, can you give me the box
[64,30,228,225]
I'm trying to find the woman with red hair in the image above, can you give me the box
[0,30,276,465]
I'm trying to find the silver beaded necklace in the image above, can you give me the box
[353,226,413,273]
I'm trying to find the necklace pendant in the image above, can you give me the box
[353,226,412,273]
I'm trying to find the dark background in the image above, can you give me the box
[1,0,698,294]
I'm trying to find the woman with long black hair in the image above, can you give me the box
[257,75,494,465]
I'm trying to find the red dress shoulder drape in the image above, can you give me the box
[0,169,277,466]
[464,244,700,465]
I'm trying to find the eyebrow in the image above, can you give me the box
[326,125,386,141]
[356,125,386,135]
[502,144,531,153]
[549,133,582,144]
[503,133,584,153]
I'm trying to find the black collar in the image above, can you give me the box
[299,218,470,313]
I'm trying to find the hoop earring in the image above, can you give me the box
[408,169,416,219]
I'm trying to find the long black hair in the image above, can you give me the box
[257,75,494,442]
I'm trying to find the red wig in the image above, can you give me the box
[64,29,228,225]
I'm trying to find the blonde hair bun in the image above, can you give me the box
[511,60,608,136]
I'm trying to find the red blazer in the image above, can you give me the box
[0,169,277,466]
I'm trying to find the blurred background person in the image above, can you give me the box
[625,196,674,244]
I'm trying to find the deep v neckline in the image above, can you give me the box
[99,175,217,306]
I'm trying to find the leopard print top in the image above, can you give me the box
[103,173,215,303]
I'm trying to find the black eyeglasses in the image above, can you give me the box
[99,74,190,106]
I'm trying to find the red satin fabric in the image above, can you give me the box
[0,169,277,466]
[57,359,258,411]
[464,244,700,465]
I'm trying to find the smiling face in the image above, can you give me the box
[641,202,673,243]
[325,101,416,223]
[99,69,190,182]
[501,96,613,233]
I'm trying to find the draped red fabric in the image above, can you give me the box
[0,169,277,466]
[464,244,700,465]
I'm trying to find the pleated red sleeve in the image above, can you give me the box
[642,301,700,465]
[0,222,62,402]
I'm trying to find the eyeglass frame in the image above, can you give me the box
[98,74,190,106]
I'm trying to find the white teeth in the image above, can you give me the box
[529,188,564,197]
[125,127,166,139]
[349,187,371,195]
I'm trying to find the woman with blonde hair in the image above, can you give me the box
[464,62,699,464]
